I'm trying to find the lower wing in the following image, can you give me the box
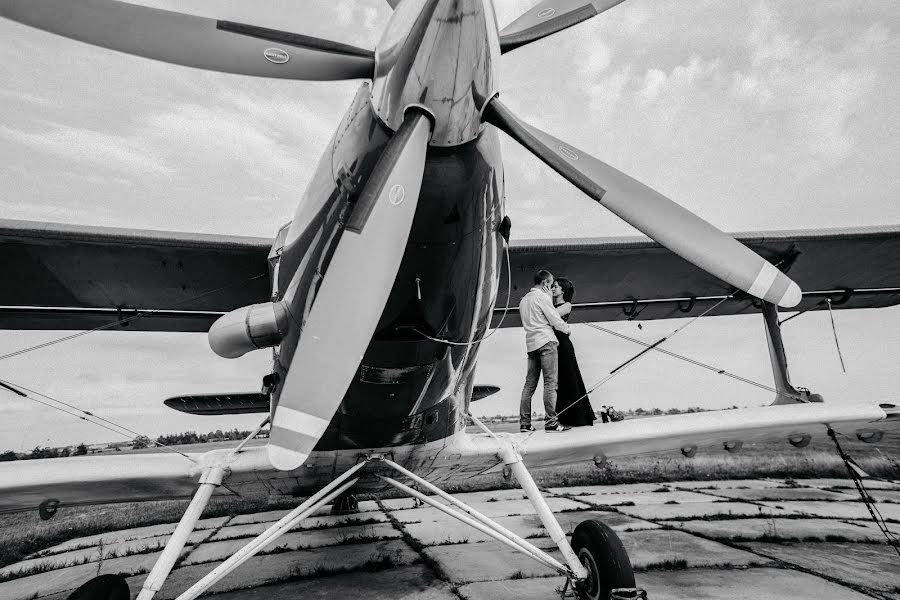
[1,401,895,513]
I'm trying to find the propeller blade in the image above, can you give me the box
[483,98,801,308]
[267,111,432,471]
[0,0,374,80]
[499,0,626,53]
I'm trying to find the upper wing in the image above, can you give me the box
[495,225,900,326]
[0,219,272,332]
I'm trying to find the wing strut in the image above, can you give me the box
[134,467,225,600]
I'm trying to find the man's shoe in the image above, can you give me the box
[545,423,572,432]
[520,424,536,432]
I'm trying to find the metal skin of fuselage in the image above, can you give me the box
[270,0,505,455]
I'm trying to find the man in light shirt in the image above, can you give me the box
[519,270,572,432]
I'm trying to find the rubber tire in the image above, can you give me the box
[67,574,130,600]
[571,520,635,600]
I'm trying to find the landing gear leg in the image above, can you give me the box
[497,443,589,581]
[174,460,366,600]
[374,441,644,597]
[135,466,225,600]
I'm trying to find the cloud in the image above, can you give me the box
[0,123,174,177]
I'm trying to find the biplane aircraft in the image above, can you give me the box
[1,0,898,599]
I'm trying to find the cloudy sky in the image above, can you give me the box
[0,0,897,449]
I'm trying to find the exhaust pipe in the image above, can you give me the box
[208,302,290,359]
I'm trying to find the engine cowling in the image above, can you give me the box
[208,302,290,359]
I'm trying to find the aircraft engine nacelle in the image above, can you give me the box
[208,302,290,359]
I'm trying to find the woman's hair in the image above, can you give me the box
[556,278,575,303]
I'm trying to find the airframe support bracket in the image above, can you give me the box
[172,460,365,600]
[376,448,589,584]
[135,456,363,600]
[760,301,822,405]
[377,459,577,579]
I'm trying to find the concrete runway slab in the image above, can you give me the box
[618,529,769,569]
[798,478,900,490]
[556,490,728,506]
[708,487,856,501]
[638,567,879,600]
[424,539,561,584]
[382,489,529,510]
[616,501,795,520]
[747,542,900,597]
[668,479,787,490]
[389,497,587,523]
[760,500,900,520]
[205,565,458,599]
[35,522,179,555]
[403,511,658,546]
[183,523,402,565]
[548,483,676,496]
[456,568,876,600]
[1,478,894,600]
[669,517,891,542]
[127,540,420,600]
[865,489,900,503]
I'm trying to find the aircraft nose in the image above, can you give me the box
[372,0,500,146]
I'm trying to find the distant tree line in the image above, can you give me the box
[151,428,253,448]
[0,443,88,462]
[0,428,255,460]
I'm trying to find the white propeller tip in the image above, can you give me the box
[267,444,308,471]
[777,281,802,308]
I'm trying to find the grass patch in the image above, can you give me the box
[640,558,688,571]
[0,494,302,569]
[0,558,85,583]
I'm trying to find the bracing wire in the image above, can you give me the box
[0,272,270,458]
[0,377,196,461]
[827,428,900,558]
[553,293,737,422]
[582,323,776,393]
[825,298,847,373]
[0,272,268,363]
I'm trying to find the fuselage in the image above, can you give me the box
[271,0,505,452]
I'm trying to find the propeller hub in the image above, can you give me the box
[372,0,500,147]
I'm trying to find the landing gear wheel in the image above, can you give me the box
[66,574,130,600]
[571,520,636,600]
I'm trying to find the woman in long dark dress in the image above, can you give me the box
[551,278,596,427]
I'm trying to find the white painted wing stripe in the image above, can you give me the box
[274,406,331,438]
[747,262,779,300]
[778,281,803,308]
